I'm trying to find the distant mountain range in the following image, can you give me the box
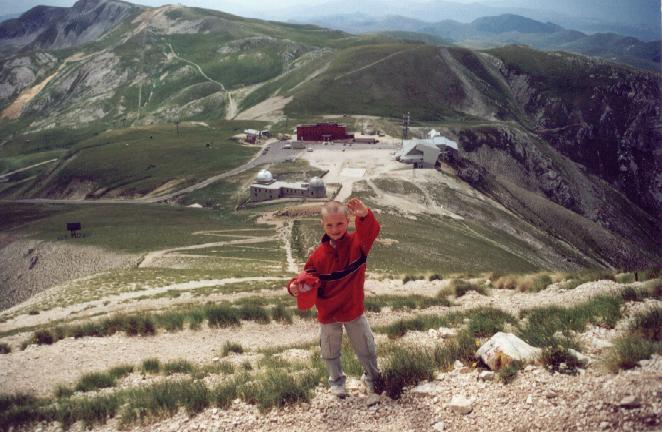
[273,0,660,41]
[297,13,661,71]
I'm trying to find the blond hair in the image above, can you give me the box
[320,201,349,218]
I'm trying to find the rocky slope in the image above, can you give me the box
[0,0,139,54]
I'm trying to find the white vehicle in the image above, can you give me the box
[307,147,313,152]
[283,143,292,149]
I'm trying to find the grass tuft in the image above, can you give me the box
[163,360,196,375]
[540,346,584,374]
[496,360,523,383]
[141,358,162,374]
[221,341,244,357]
[238,368,319,411]
[446,279,487,297]
[381,345,435,399]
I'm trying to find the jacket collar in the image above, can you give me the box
[321,232,349,250]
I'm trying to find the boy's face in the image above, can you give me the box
[321,213,349,241]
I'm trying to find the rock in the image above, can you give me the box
[479,371,495,382]
[619,395,641,409]
[366,393,381,407]
[476,332,542,371]
[212,357,220,362]
[432,420,445,431]
[447,395,474,415]
[437,327,457,339]
[428,329,439,338]
[599,422,610,430]
[568,349,589,364]
[453,360,464,370]
[526,394,533,405]
[413,382,445,395]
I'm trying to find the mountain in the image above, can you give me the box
[0,0,139,54]
[0,0,659,269]
[269,0,661,41]
[302,13,660,71]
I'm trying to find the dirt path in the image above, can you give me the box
[333,49,410,82]
[167,43,225,91]
[138,232,279,268]
[0,159,58,179]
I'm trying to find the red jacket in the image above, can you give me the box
[288,209,380,323]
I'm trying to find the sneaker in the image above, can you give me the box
[330,385,347,399]
[360,374,375,394]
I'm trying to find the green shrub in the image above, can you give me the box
[55,385,73,399]
[629,307,662,342]
[497,360,523,383]
[57,392,121,429]
[238,369,315,411]
[271,304,293,324]
[429,274,443,281]
[108,365,134,380]
[206,305,240,328]
[141,358,162,374]
[540,346,584,374]
[119,380,209,426]
[615,272,636,283]
[642,278,662,298]
[210,380,239,408]
[381,345,435,399]
[32,330,55,345]
[448,279,487,297]
[518,295,622,349]
[0,342,11,354]
[402,275,423,284]
[124,314,156,336]
[466,307,517,338]
[221,341,244,357]
[604,334,662,373]
[75,372,117,392]
[163,360,195,375]
[433,330,476,369]
[157,312,186,331]
[238,303,271,324]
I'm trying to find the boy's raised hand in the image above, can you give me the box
[347,197,369,218]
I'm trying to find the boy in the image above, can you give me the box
[287,198,381,401]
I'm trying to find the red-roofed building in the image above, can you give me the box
[296,123,354,142]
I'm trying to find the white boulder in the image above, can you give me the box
[476,332,541,371]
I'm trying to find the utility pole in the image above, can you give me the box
[401,112,410,148]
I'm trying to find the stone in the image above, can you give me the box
[428,329,439,338]
[366,393,381,407]
[599,422,610,430]
[476,332,542,371]
[437,327,457,339]
[413,382,445,395]
[526,394,533,405]
[479,371,495,382]
[447,395,474,415]
[619,395,641,409]
[453,360,464,370]
[568,349,589,364]
[212,357,220,362]
[432,420,445,431]
[459,366,471,374]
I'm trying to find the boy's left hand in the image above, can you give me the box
[347,197,369,218]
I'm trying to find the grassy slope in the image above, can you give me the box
[1,121,264,199]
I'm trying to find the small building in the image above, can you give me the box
[249,169,326,202]
[296,123,354,142]
[244,129,259,144]
[395,132,459,168]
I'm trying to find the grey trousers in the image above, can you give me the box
[320,314,379,388]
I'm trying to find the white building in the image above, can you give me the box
[395,130,459,168]
[249,169,326,202]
